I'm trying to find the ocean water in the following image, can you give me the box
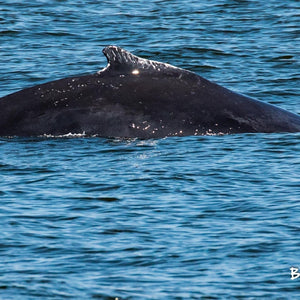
[0,0,299,299]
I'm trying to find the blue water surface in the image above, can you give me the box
[0,0,300,299]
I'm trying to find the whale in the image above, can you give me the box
[0,45,299,137]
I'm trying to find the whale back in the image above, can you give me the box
[0,46,299,137]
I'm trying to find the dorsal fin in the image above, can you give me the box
[99,45,184,75]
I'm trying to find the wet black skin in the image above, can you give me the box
[0,46,299,137]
